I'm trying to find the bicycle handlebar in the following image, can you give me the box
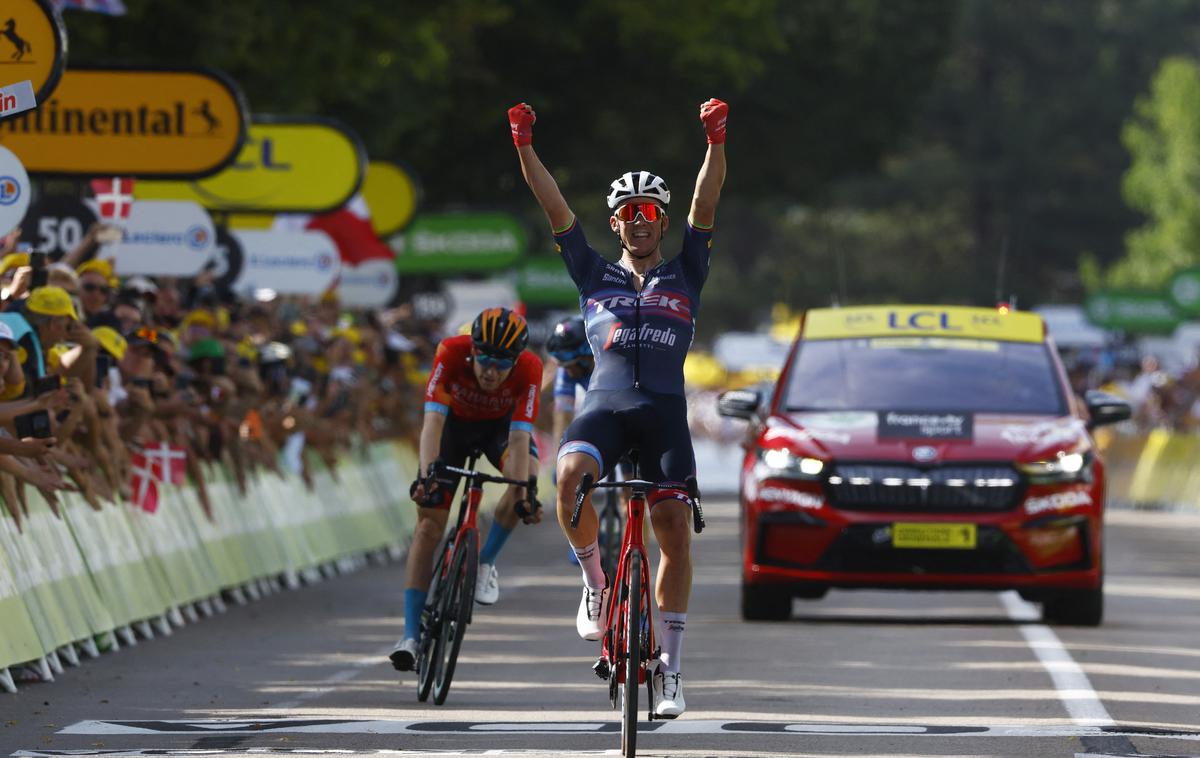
[428,460,538,497]
[570,473,705,534]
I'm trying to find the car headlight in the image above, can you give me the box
[1017,451,1092,484]
[756,447,826,480]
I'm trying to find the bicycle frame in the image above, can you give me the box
[603,486,654,686]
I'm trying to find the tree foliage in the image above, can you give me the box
[1104,57,1200,288]
[62,0,956,208]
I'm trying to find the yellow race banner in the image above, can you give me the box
[0,0,67,104]
[363,160,420,237]
[0,67,248,178]
[137,116,366,214]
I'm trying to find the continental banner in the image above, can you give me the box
[0,67,249,178]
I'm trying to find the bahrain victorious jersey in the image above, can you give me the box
[424,334,543,434]
[553,219,712,396]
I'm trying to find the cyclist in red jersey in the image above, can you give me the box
[390,307,543,672]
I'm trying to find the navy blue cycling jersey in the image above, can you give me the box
[553,218,712,396]
[553,365,590,413]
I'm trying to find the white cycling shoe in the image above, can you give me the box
[576,583,610,641]
[652,669,686,719]
[475,564,500,605]
[388,637,417,672]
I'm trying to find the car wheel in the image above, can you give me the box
[741,583,792,621]
[1042,585,1103,627]
[793,584,829,600]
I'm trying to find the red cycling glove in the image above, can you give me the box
[508,103,536,148]
[699,98,728,144]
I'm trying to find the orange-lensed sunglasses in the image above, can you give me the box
[614,202,664,223]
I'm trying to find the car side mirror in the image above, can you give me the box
[1084,389,1131,429]
[718,388,762,420]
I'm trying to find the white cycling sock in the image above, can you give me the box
[659,612,686,674]
[573,541,607,589]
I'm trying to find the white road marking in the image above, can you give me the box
[13,752,620,757]
[271,648,392,710]
[999,592,1115,727]
[54,718,1200,740]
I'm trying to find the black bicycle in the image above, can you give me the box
[415,454,537,705]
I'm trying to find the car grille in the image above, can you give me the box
[825,463,1023,512]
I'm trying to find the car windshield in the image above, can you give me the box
[784,337,1066,415]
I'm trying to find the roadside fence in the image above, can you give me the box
[0,441,417,694]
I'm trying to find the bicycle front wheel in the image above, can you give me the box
[622,550,642,757]
[416,537,453,702]
[433,529,478,705]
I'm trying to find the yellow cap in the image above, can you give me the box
[352,348,368,365]
[46,344,71,372]
[334,326,362,345]
[27,286,79,319]
[182,310,216,329]
[92,326,128,360]
[76,259,119,287]
[0,252,30,275]
[289,320,308,337]
[235,339,257,362]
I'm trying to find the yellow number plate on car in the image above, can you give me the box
[892,523,977,549]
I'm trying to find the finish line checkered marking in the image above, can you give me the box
[54,719,1200,740]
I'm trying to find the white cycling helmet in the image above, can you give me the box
[606,171,671,209]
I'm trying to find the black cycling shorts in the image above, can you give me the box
[427,412,539,509]
[557,388,695,488]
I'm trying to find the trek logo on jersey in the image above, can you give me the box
[525,383,537,417]
[591,292,690,315]
[605,323,678,350]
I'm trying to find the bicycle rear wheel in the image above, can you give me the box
[416,537,453,702]
[622,551,642,757]
[433,529,478,705]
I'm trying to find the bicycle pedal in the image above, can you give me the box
[592,657,610,680]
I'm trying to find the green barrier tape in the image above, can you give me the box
[0,441,417,671]
[26,493,115,639]
[0,523,46,668]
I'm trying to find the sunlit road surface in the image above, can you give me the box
[4,501,1200,758]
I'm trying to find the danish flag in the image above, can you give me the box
[144,441,187,486]
[129,452,159,514]
[91,177,136,222]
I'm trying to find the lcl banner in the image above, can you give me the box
[137,116,366,214]
[0,67,248,178]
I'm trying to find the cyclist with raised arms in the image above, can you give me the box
[389,307,543,672]
[508,98,727,718]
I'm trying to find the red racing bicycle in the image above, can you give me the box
[571,467,704,757]
[416,454,537,705]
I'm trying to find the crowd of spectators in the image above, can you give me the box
[1066,348,1200,432]
[0,224,443,531]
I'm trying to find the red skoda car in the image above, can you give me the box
[719,305,1130,626]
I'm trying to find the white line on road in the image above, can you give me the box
[13,752,620,757]
[271,647,393,710]
[999,591,1115,727]
[54,718,1200,740]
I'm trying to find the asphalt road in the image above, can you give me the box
[2,499,1200,758]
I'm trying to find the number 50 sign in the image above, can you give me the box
[18,195,99,260]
